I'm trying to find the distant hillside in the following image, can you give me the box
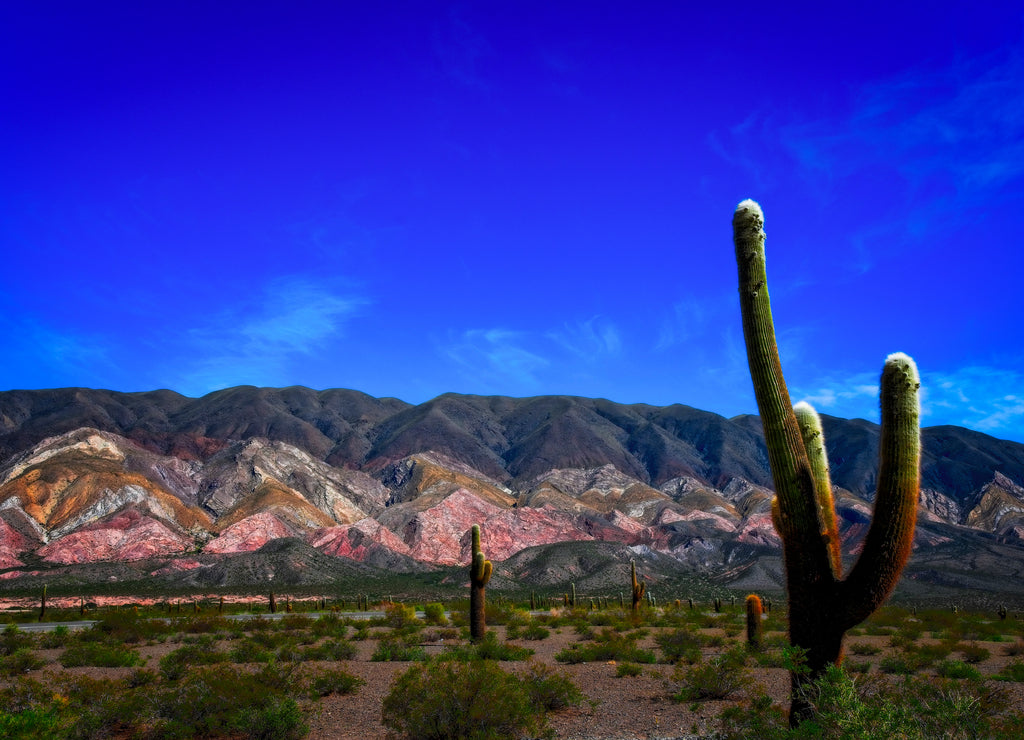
[1,386,1024,600]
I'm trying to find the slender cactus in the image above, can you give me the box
[732,199,921,725]
[630,560,646,616]
[469,524,492,642]
[39,585,46,622]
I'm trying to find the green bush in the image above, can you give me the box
[298,638,357,662]
[60,642,144,668]
[615,661,643,677]
[381,659,547,740]
[159,643,229,680]
[308,668,365,698]
[423,603,447,626]
[936,659,982,680]
[554,629,656,664]
[655,627,704,664]
[443,632,533,662]
[521,624,550,641]
[670,647,751,702]
[0,648,45,676]
[152,663,307,739]
[847,642,881,656]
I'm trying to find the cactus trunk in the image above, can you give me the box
[732,200,921,725]
[469,524,492,642]
[745,594,763,649]
[630,560,645,616]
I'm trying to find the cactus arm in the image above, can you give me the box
[733,200,835,585]
[837,353,920,630]
[794,402,842,576]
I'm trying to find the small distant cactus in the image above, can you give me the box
[469,524,492,642]
[630,560,646,616]
[746,594,763,649]
[39,585,46,622]
[269,592,277,614]
[732,199,921,725]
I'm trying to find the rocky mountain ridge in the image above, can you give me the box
[1,387,1023,595]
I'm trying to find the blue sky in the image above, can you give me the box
[2,2,1023,443]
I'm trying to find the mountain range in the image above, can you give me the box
[3,386,1024,604]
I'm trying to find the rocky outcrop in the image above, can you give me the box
[37,507,192,563]
[204,512,299,554]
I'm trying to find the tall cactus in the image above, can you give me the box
[469,524,492,642]
[630,560,646,616]
[732,199,921,724]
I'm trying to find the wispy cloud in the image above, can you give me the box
[546,317,621,359]
[441,328,550,389]
[787,363,1024,443]
[173,278,367,395]
[784,42,1024,227]
[924,365,1024,440]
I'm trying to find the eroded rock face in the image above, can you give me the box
[1,419,1022,583]
[309,519,412,560]
[204,512,297,554]
[38,508,192,564]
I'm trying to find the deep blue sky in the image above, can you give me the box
[2,2,1023,443]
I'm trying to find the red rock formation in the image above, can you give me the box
[204,512,298,554]
[309,519,412,560]
[38,508,192,564]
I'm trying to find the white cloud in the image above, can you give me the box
[442,328,550,389]
[173,278,366,396]
[546,317,621,358]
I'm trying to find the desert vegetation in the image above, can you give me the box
[2,596,1024,738]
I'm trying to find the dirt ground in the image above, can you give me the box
[12,617,1024,740]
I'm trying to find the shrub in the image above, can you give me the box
[936,660,982,680]
[308,668,365,698]
[554,629,656,664]
[994,661,1024,682]
[655,627,704,664]
[298,638,357,662]
[521,660,586,711]
[383,603,419,628]
[958,643,990,664]
[159,643,229,680]
[311,614,348,639]
[0,625,33,656]
[616,661,643,677]
[670,647,751,702]
[38,624,71,649]
[444,632,533,662]
[371,637,427,662]
[153,663,306,740]
[521,624,550,641]
[848,642,881,656]
[0,648,45,676]
[60,642,144,668]
[422,603,447,626]
[382,659,546,740]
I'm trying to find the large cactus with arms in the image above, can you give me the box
[732,199,921,723]
[469,524,493,642]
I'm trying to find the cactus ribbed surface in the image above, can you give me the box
[745,594,763,649]
[630,560,645,616]
[469,524,493,642]
[732,199,921,724]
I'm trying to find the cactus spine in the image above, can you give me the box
[732,200,921,724]
[745,594,763,649]
[469,524,492,642]
[630,560,645,616]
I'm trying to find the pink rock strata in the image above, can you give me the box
[38,510,191,564]
[204,512,296,554]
